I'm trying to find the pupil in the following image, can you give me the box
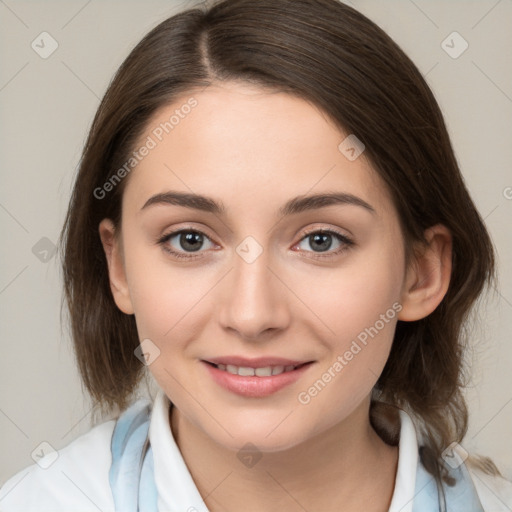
[181,232,202,252]
[311,233,331,252]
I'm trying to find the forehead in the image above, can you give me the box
[122,81,394,218]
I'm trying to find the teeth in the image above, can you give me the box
[255,367,272,377]
[226,364,238,375]
[215,363,299,377]
[272,365,284,375]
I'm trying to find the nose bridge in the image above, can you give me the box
[219,238,289,339]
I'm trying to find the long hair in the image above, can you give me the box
[59,0,501,495]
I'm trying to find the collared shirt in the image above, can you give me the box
[1,388,511,511]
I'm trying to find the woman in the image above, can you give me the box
[1,0,511,510]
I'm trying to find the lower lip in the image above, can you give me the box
[202,361,313,398]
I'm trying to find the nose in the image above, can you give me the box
[218,248,290,341]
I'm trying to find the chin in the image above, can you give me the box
[204,414,316,454]
[221,431,307,454]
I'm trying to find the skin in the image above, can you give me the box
[99,81,452,512]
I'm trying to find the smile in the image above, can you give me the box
[207,362,307,377]
[202,359,314,398]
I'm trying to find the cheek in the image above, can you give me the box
[291,246,402,401]
[123,241,215,358]
[293,244,403,346]
[128,271,203,345]
[122,239,171,335]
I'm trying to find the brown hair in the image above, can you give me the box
[59,0,502,497]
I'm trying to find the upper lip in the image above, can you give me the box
[204,356,313,367]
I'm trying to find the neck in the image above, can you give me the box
[169,397,399,512]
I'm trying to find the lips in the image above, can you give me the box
[201,356,315,398]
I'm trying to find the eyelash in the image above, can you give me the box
[156,226,355,261]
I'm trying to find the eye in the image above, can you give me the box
[294,228,354,259]
[157,227,355,261]
[157,228,216,259]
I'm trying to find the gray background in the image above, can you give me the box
[1,0,511,484]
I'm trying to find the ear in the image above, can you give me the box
[398,224,452,321]
[98,218,134,315]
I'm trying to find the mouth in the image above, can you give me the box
[201,357,315,398]
[203,361,310,377]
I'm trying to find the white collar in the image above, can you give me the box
[149,389,420,512]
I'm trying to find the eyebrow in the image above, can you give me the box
[140,191,376,216]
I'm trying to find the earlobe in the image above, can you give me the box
[98,218,134,315]
[398,224,452,321]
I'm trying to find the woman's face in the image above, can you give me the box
[103,81,411,452]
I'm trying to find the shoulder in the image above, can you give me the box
[0,418,116,512]
[466,459,512,511]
